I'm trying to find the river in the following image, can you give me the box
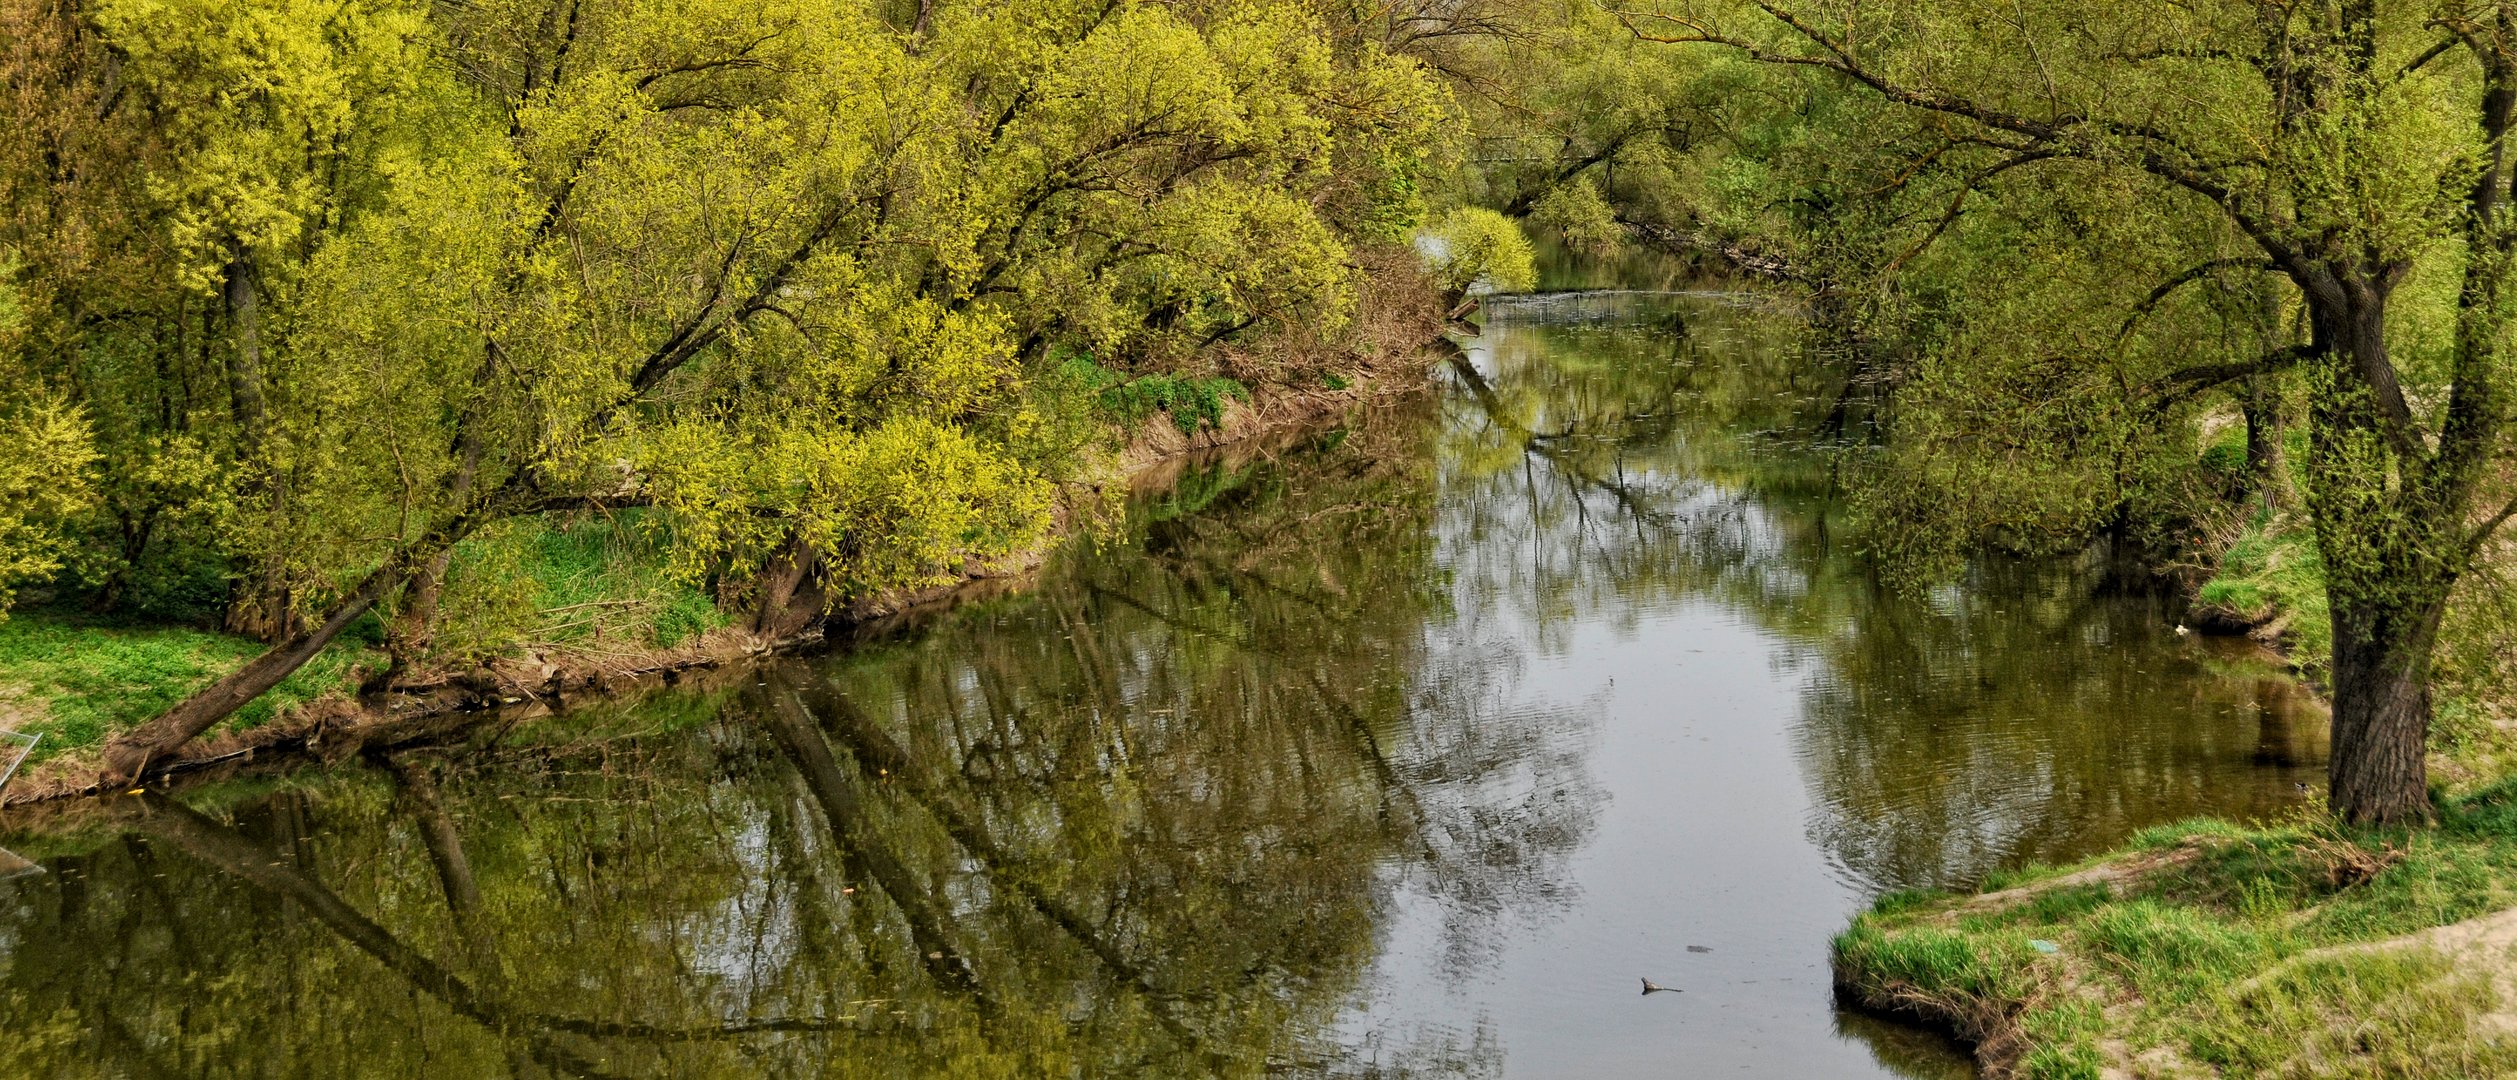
[0,279,2325,1077]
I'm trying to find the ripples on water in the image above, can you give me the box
[0,287,2321,1078]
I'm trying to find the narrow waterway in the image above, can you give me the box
[0,285,2323,1077]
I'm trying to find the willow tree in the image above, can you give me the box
[0,0,1450,779]
[1622,0,2517,823]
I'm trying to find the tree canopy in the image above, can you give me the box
[0,0,1470,776]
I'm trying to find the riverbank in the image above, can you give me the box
[1831,422,2517,1077]
[1835,789,2517,1079]
[0,313,1453,804]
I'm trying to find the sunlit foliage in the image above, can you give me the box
[0,0,1457,761]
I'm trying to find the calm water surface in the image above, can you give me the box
[0,288,2325,1077]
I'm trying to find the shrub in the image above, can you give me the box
[1420,207,1537,296]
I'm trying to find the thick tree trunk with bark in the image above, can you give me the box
[2305,289,2455,826]
[2327,603,2442,825]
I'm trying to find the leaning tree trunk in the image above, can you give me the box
[100,560,407,784]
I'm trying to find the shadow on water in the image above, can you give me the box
[0,289,2321,1077]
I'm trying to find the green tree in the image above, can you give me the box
[0,0,1453,776]
[1612,0,2517,823]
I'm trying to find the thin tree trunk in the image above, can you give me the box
[371,547,456,693]
[221,247,269,455]
[2241,376,2285,513]
[219,246,300,642]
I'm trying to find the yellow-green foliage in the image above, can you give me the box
[0,401,94,619]
[0,0,1458,656]
[0,270,95,617]
[643,417,1055,599]
[1532,177,1626,256]
[1423,206,1537,295]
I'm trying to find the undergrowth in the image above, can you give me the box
[1059,353,1251,434]
[430,510,724,663]
[2194,514,2330,678]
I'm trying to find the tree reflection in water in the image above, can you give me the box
[0,412,1593,1078]
[1453,289,2324,893]
[0,288,2325,1078]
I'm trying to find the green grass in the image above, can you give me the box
[1835,793,2517,1077]
[1058,353,1251,434]
[0,511,729,764]
[2195,513,2330,677]
[0,612,379,761]
[2183,950,2502,1079]
[433,511,725,661]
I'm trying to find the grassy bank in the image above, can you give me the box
[1834,422,2517,1077]
[1837,791,2517,1078]
[0,511,721,767]
[0,615,379,765]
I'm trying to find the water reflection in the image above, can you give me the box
[0,416,1592,1078]
[0,289,2323,1078]
[1451,291,2324,892]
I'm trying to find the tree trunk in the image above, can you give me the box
[370,547,456,693]
[2241,376,2286,513]
[219,245,300,642]
[2305,287,2451,826]
[747,531,824,639]
[2326,600,2442,825]
[101,561,405,784]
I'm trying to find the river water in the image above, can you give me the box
[0,286,2325,1078]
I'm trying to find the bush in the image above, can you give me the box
[1420,207,1537,296]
